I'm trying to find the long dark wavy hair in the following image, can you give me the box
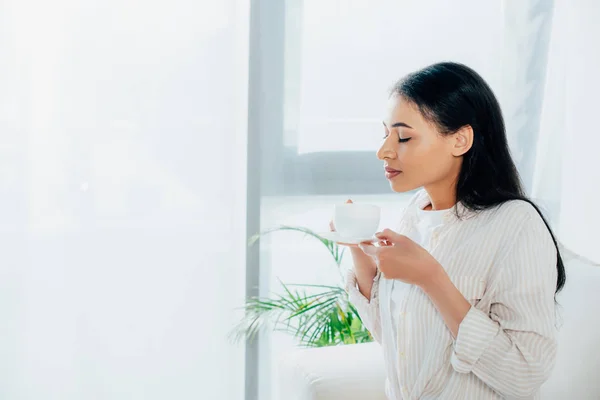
[392,61,565,294]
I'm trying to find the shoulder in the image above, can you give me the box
[486,201,558,289]
[481,199,555,253]
[487,199,549,230]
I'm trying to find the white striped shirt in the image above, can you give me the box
[346,189,558,399]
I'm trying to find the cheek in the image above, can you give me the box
[402,141,453,173]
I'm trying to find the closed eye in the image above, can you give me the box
[382,133,412,143]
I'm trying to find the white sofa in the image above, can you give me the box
[278,261,600,399]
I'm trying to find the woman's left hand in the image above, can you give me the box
[359,229,443,288]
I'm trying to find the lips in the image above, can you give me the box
[384,166,402,179]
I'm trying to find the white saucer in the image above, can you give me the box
[318,231,378,245]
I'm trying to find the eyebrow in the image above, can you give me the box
[383,121,413,129]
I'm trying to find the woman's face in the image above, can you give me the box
[377,94,463,193]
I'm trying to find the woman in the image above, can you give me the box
[339,62,565,399]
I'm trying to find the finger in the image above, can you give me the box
[345,199,353,204]
[359,242,379,256]
[375,229,404,244]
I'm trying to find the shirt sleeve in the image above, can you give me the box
[451,211,558,399]
[345,269,382,344]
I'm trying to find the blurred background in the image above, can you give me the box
[0,0,598,399]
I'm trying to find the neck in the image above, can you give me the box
[424,181,457,211]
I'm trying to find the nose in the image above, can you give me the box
[377,136,397,161]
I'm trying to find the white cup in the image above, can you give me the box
[333,203,381,238]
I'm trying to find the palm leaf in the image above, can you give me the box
[248,225,346,266]
[229,224,373,347]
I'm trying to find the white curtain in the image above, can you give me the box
[499,0,598,260]
[0,1,248,399]
[533,0,600,265]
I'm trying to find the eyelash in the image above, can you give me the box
[382,134,412,143]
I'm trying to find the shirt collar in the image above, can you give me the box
[411,189,477,224]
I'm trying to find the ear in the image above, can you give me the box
[451,125,473,157]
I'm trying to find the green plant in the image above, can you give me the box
[229,226,373,347]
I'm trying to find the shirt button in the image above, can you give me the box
[399,351,405,357]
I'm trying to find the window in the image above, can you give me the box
[258,0,505,195]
